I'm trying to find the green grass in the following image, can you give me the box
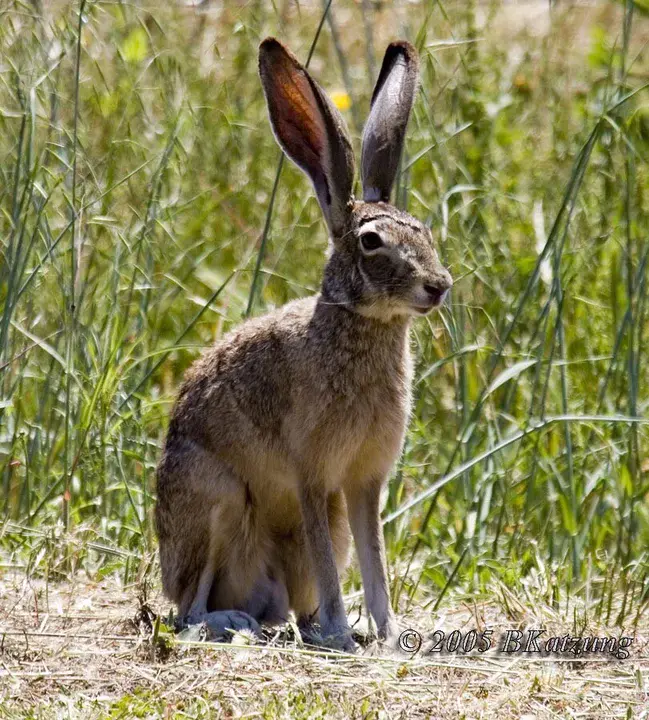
[1,0,648,636]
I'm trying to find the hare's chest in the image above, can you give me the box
[323,355,413,485]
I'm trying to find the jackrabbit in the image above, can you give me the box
[155,37,452,652]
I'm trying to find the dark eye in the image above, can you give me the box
[360,232,383,252]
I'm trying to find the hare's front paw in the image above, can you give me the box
[377,616,400,646]
[320,621,359,653]
[299,621,359,653]
[323,629,359,654]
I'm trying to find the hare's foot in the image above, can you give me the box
[183,609,262,640]
[295,618,320,646]
[297,618,358,654]
[323,629,359,654]
[377,617,400,648]
[204,609,262,638]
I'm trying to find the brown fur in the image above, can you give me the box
[155,40,452,651]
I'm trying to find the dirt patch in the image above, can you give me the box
[1,572,647,718]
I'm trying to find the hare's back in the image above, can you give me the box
[167,296,316,447]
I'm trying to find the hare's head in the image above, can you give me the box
[259,38,452,322]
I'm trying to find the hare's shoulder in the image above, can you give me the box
[202,294,316,370]
[172,296,316,419]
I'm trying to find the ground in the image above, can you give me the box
[1,572,647,719]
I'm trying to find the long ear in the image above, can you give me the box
[258,38,355,238]
[361,41,419,203]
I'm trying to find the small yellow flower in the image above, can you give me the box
[330,91,351,111]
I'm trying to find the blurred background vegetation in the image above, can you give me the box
[1,0,648,626]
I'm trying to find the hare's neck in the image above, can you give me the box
[318,254,411,368]
[312,297,411,365]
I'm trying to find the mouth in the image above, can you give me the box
[412,305,435,315]
[412,289,448,314]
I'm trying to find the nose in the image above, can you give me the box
[423,270,453,305]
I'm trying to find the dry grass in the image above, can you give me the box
[1,571,647,719]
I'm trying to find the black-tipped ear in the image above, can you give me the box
[258,38,355,238]
[361,41,420,203]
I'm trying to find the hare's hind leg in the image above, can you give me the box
[205,491,290,628]
[155,442,262,637]
[241,570,290,624]
[184,499,268,637]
